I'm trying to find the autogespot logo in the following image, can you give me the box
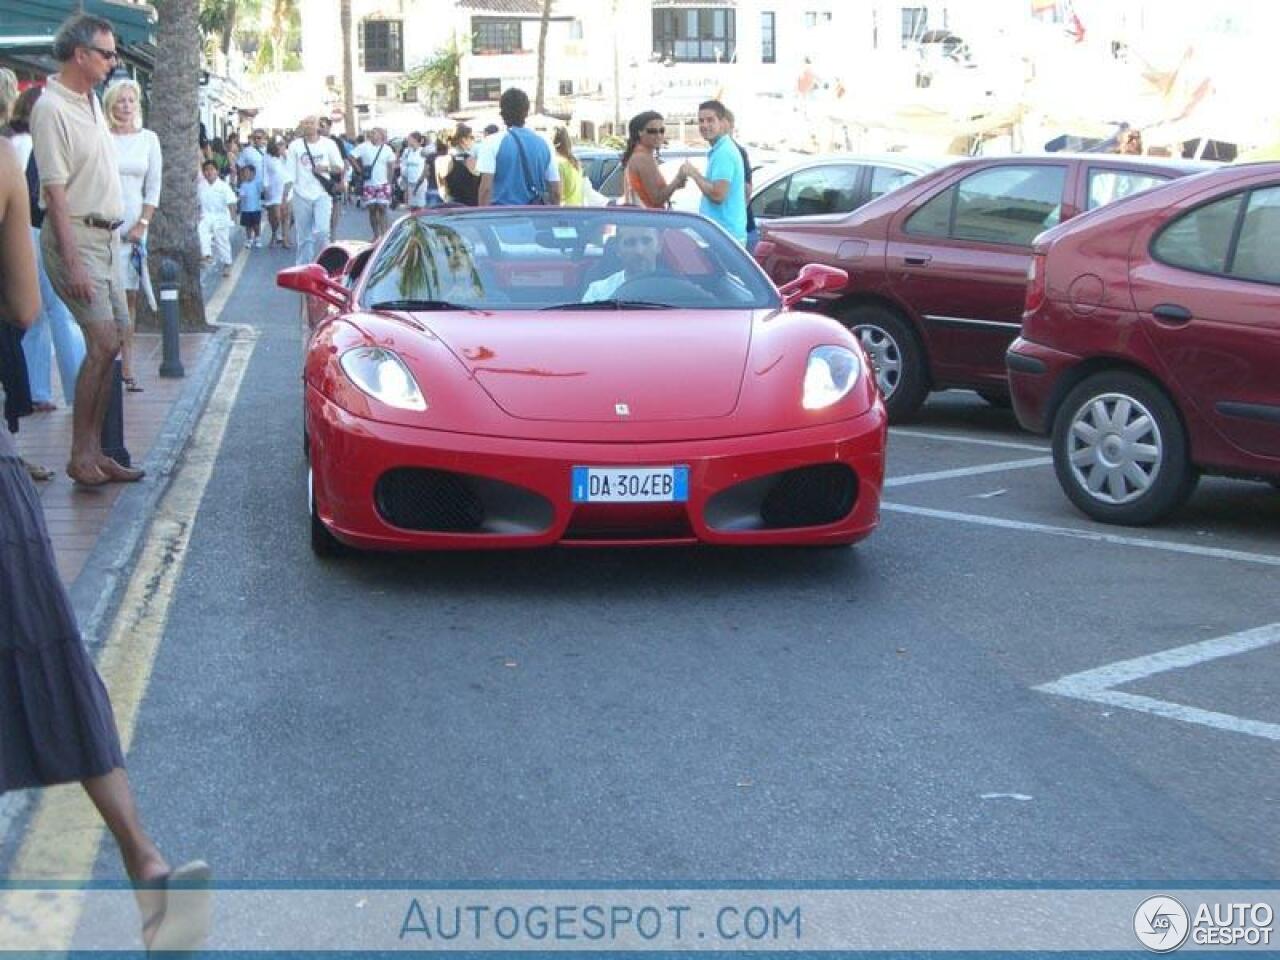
[1134,896,1190,952]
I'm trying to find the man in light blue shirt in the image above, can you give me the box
[681,99,746,245]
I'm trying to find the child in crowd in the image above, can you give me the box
[236,164,263,249]
[198,160,237,277]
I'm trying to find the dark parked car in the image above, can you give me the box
[754,153,1212,419]
[1007,161,1280,525]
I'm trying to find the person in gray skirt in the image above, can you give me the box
[0,129,209,951]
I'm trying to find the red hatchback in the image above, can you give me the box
[1008,162,1280,525]
[754,153,1209,419]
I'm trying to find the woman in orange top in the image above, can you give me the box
[622,111,686,208]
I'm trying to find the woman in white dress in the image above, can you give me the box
[104,79,161,393]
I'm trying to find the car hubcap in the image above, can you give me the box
[854,324,902,398]
[1066,392,1163,504]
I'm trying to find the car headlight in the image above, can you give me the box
[339,347,427,411]
[802,345,861,410]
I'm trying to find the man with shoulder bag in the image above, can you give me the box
[285,114,343,265]
[477,88,560,207]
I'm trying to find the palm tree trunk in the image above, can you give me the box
[145,0,206,328]
[535,0,551,114]
[220,0,238,58]
[341,0,355,136]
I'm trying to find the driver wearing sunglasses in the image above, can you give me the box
[581,225,662,302]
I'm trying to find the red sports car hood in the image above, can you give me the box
[422,310,756,422]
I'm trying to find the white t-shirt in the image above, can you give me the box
[9,132,33,174]
[198,177,237,221]
[352,140,394,187]
[582,270,627,303]
[286,136,344,202]
[399,148,429,205]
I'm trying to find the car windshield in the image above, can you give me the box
[359,209,779,312]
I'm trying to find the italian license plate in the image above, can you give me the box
[571,466,689,503]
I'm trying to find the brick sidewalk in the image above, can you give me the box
[10,331,213,583]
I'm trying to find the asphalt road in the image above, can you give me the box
[71,214,1280,892]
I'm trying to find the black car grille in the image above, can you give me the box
[375,469,485,532]
[705,463,857,532]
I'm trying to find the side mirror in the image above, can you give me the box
[276,264,349,309]
[778,263,848,309]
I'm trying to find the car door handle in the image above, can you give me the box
[1152,303,1193,325]
[903,254,932,266]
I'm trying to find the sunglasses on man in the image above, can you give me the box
[86,44,119,61]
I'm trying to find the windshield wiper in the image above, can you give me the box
[545,299,673,311]
[370,299,474,311]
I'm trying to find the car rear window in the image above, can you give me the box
[1152,192,1244,275]
[868,165,916,201]
[1229,186,1280,284]
[1086,169,1170,210]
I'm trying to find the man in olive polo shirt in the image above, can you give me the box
[32,13,143,485]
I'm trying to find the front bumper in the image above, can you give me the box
[308,391,887,550]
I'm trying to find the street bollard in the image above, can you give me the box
[159,257,184,378]
[100,357,131,468]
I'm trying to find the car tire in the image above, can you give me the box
[309,466,347,558]
[977,389,1012,409]
[1051,372,1197,526]
[839,304,929,421]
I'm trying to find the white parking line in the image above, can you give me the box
[1035,623,1280,741]
[892,428,1050,452]
[881,502,1280,567]
[886,457,1052,488]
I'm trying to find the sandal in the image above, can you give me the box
[32,401,57,412]
[23,459,55,482]
[139,860,212,952]
[124,377,144,393]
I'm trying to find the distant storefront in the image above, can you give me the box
[0,0,157,83]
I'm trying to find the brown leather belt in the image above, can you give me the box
[82,216,124,231]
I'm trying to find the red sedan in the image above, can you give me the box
[754,153,1209,419]
[1008,162,1280,524]
[278,207,887,554]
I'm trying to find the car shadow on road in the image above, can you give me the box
[339,541,871,599]
[905,390,1025,435]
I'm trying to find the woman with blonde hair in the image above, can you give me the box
[622,110,685,208]
[553,127,584,206]
[104,77,161,393]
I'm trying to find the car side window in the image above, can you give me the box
[904,184,955,237]
[783,165,861,216]
[1087,169,1170,210]
[1229,186,1280,285]
[869,165,916,202]
[751,177,788,218]
[1152,192,1244,275]
[951,165,1067,246]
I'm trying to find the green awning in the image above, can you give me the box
[0,0,156,49]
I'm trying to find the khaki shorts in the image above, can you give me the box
[40,222,130,330]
